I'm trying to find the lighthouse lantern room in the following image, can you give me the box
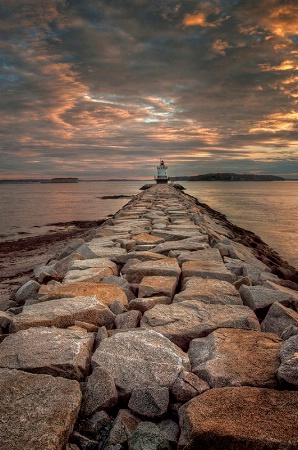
[155,159,169,184]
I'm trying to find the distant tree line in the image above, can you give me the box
[169,173,285,181]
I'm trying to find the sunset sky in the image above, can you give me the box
[1,0,297,179]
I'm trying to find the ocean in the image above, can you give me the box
[0,180,297,269]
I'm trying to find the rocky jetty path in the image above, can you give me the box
[0,184,298,450]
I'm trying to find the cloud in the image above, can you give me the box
[0,0,297,179]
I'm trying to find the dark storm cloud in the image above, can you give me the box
[0,0,297,178]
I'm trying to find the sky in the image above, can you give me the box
[0,0,297,179]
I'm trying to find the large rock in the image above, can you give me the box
[38,282,128,307]
[261,302,298,337]
[91,330,190,397]
[128,386,169,418]
[179,386,298,449]
[174,277,242,305]
[151,237,208,255]
[124,258,181,284]
[128,422,171,450]
[10,296,115,332]
[81,367,118,417]
[277,335,298,388]
[0,327,94,380]
[141,300,260,350]
[189,328,281,388]
[14,280,40,305]
[105,409,141,447]
[0,368,81,450]
[116,251,167,264]
[138,276,178,300]
[76,243,127,261]
[63,258,118,283]
[134,233,165,245]
[239,284,293,311]
[181,259,235,284]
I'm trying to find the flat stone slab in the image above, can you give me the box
[39,282,128,307]
[179,387,298,449]
[63,267,117,284]
[10,296,115,332]
[76,243,127,261]
[239,285,293,311]
[91,329,190,397]
[189,328,281,388]
[124,258,181,284]
[0,327,94,380]
[134,233,165,245]
[174,277,242,305]
[0,368,81,450]
[151,229,203,241]
[182,259,235,284]
[138,276,178,300]
[151,238,209,256]
[261,302,298,337]
[141,300,260,350]
[116,251,167,264]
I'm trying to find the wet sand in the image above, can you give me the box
[0,220,105,309]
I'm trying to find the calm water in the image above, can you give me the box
[0,180,297,269]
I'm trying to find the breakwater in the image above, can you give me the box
[0,184,298,449]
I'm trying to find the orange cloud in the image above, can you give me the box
[212,39,230,55]
[260,60,298,71]
[183,12,217,27]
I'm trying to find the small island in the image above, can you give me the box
[170,173,285,182]
[41,178,79,183]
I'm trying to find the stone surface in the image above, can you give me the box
[134,233,165,245]
[81,367,118,417]
[178,386,298,449]
[0,327,94,380]
[116,251,167,264]
[189,328,281,388]
[128,386,169,418]
[277,335,298,388]
[124,257,181,283]
[128,422,171,450]
[10,296,115,332]
[181,259,235,283]
[159,420,180,447]
[79,410,110,439]
[239,284,293,311]
[0,368,81,450]
[172,370,209,402]
[174,277,242,305]
[138,276,178,300]
[15,280,40,304]
[115,310,142,329]
[129,296,171,312]
[261,302,298,337]
[151,238,208,255]
[76,243,127,260]
[105,409,141,447]
[141,300,260,350]
[38,282,128,307]
[0,311,13,332]
[69,432,98,450]
[91,330,190,397]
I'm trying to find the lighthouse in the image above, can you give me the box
[155,159,169,184]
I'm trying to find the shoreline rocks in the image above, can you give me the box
[1,184,298,449]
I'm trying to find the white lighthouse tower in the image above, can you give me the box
[155,159,168,184]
